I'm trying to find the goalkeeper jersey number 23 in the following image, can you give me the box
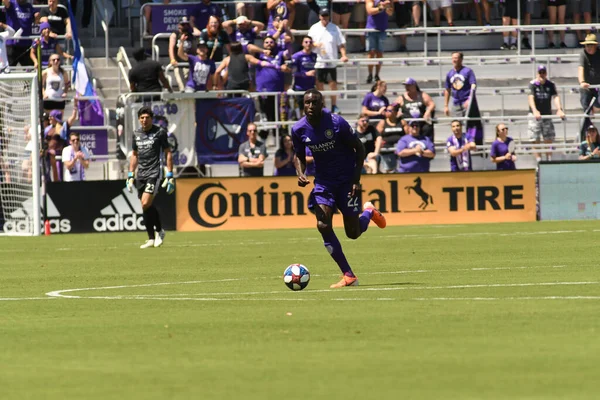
[132,124,169,180]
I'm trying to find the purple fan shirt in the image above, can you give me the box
[186,55,216,91]
[268,27,291,54]
[230,28,257,53]
[291,51,316,91]
[291,110,357,185]
[268,1,290,29]
[395,134,435,173]
[361,92,389,120]
[445,134,473,172]
[33,37,57,67]
[490,137,516,170]
[255,51,285,92]
[5,0,35,46]
[366,0,389,31]
[445,66,477,106]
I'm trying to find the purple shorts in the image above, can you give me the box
[308,182,361,217]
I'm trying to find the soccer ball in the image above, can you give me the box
[283,264,310,291]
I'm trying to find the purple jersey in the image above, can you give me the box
[5,0,35,46]
[268,1,290,29]
[291,110,357,185]
[230,28,257,53]
[255,51,285,92]
[366,0,389,31]
[446,134,473,172]
[490,137,516,170]
[186,55,216,91]
[267,27,291,54]
[361,92,389,119]
[395,134,435,173]
[291,51,316,91]
[445,66,476,106]
[33,37,57,68]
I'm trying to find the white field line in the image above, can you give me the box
[43,264,567,299]
[0,297,56,301]
[44,281,599,301]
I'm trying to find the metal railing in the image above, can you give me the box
[117,46,132,95]
[92,0,110,66]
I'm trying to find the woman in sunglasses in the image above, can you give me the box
[41,52,71,113]
[30,22,72,69]
[490,123,517,170]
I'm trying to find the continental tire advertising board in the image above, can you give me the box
[176,170,536,231]
[44,181,176,234]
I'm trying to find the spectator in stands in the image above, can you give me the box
[396,77,435,141]
[169,16,200,92]
[579,125,600,160]
[214,42,276,91]
[253,36,289,143]
[267,0,296,29]
[269,16,293,54]
[0,23,17,72]
[70,0,92,29]
[365,0,391,83]
[573,1,592,45]
[428,0,453,27]
[39,0,72,40]
[223,16,264,54]
[44,133,63,182]
[393,1,410,52]
[395,119,435,173]
[446,119,476,172]
[306,0,331,26]
[377,104,404,173]
[444,51,483,145]
[490,123,516,170]
[520,0,533,49]
[129,47,173,101]
[528,65,565,162]
[579,34,600,114]
[308,8,348,114]
[62,132,90,182]
[547,0,566,49]
[47,104,77,141]
[3,0,38,67]
[201,15,231,62]
[356,112,382,174]
[274,134,296,176]
[238,122,267,176]
[193,0,227,32]
[332,0,351,31]
[352,0,367,51]
[473,0,491,26]
[291,35,317,118]
[361,80,389,120]
[177,38,216,92]
[500,0,519,50]
[42,53,70,112]
[31,22,72,69]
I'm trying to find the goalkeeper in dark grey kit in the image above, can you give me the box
[126,106,175,248]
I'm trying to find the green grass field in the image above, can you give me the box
[1,220,600,399]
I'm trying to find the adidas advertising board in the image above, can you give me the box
[45,181,175,234]
[0,190,71,234]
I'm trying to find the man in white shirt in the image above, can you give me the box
[307,8,348,114]
[62,132,90,181]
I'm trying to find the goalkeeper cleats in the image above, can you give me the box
[154,230,165,247]
[140,239,155,249]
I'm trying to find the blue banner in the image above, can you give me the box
[195,98,255,164]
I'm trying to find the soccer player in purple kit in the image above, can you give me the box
[292,89,386,289]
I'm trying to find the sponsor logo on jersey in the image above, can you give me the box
[93,188,145,232]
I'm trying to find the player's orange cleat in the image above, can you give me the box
[363,201,386,228]
[330,275,359,288]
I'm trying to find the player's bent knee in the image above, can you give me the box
[317,220,331,232]
[346,230,361,240]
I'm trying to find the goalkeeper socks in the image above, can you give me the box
[143,209,156,240]
[321,230,354,277]
[359,209,372,233]
[151,206,162,232]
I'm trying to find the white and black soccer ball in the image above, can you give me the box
[283,264,310,291]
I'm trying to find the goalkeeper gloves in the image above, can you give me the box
[162,171,175,195]
[126,172,135,193]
